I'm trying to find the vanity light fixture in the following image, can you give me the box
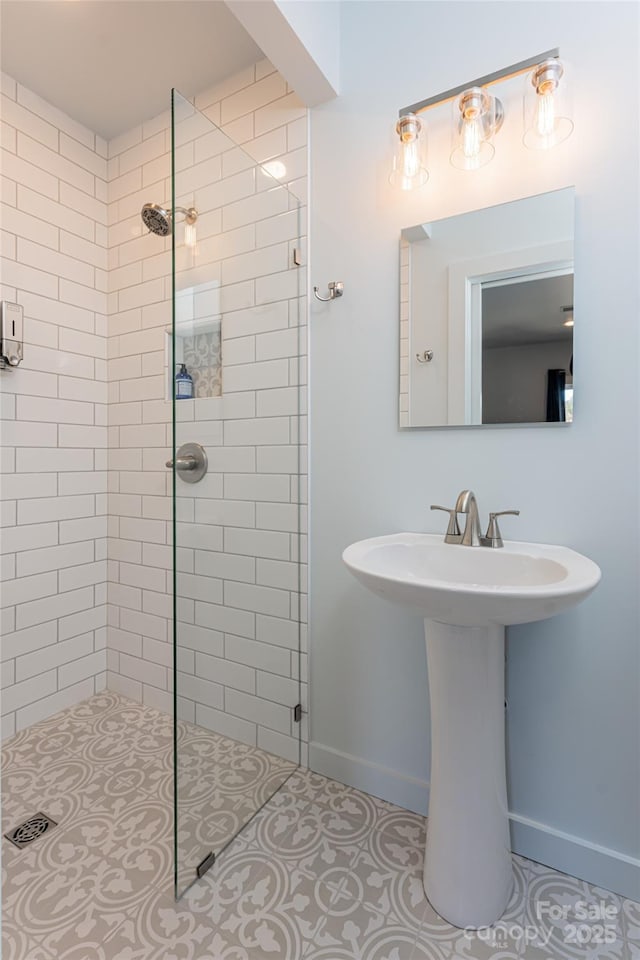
[389,114,428,190]
[562,305,574,327]
[450,87,504,171]
[393,48,573,188]
[523,58,573,150]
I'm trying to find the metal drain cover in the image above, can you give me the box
[4,812,57,849]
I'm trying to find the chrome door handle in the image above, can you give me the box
[165,443,208,483]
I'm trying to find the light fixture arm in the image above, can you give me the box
[174,206,198,225]
[399,47,560,119]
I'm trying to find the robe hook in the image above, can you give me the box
[314,281,344,302]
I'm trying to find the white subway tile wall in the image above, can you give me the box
[106,61,308,764]
[0,74,108,737]
[0,63,308,758]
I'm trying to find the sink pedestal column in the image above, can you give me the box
[423,619,513,928]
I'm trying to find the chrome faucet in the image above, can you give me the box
[455,489,483,546]
[431,490,520,548]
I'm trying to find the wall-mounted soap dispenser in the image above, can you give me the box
[0,301,23,368]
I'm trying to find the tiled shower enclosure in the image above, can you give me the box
[0,57,308,897]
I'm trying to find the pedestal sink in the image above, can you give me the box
[342,533,601,928]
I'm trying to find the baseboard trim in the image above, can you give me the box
[509,813,640,901]
[309,741,430,815]
[309,741,640,901]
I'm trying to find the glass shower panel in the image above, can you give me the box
[171,90,304,897]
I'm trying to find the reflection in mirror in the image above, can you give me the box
[399,187,574,428]
[482,273,573,423]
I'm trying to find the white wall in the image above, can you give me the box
[274,0,340,94]
[483,340,573,423]
[226,0,339,105]
[0,75,109,737]
[309,1,639,898]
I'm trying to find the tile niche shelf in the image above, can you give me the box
[166,279,223,401]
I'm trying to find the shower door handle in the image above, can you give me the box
[165,442,208,483]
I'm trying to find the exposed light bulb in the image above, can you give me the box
[450,88,501,171]
[523,59,573,149]
[182,207,198,250]
[461,116,482,162]
[534,89,556,138]
[184,222,197,249]
[401,138,421,180]
[389,114,428,190]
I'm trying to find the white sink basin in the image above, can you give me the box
[342,531,601,929]
[342,532,601,627]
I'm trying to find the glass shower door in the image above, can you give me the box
[170,91,305,897]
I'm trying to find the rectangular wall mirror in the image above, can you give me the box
[399,187,575,428]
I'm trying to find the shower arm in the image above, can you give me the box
[174,206,197,224]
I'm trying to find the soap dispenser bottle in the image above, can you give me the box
[175,363,193,400]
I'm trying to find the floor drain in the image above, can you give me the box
[4,812,57,849]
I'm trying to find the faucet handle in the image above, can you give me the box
[484,510,520,548]
[430,505,461,542]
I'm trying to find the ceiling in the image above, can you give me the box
[0,1,263,140]
[482,274,574,349]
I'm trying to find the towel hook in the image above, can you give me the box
[416,349,434,363]
[314,281,344,302]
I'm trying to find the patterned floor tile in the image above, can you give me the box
[1,726,73,774]
[416,856,528,959]
[3,753,140,833]
[443,927,522,959]
[3,794,175,954]
[211,790,308,856]
[306,890,441,960]
[70,703,173,767]
[1,730,83,836]
[1,912,56,960]
[522,859,626,959]
[174,774,309,897]
[3,829,131,952]
[255,800,367,893]
[27,691,127,735]
[289,799,374,849]
[339,824,429,930]
[140,748,174,805]
[185,847,331,956]
[106,885,244,960]
[280,767,340,804]
[447,945,520,960]
[3,691,635,960]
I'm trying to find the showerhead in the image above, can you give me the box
[141,203,172,237]
[141,203,198,238]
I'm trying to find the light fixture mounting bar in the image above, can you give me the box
[399,48,560,118]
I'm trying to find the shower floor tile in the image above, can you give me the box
[2,693,638,959]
